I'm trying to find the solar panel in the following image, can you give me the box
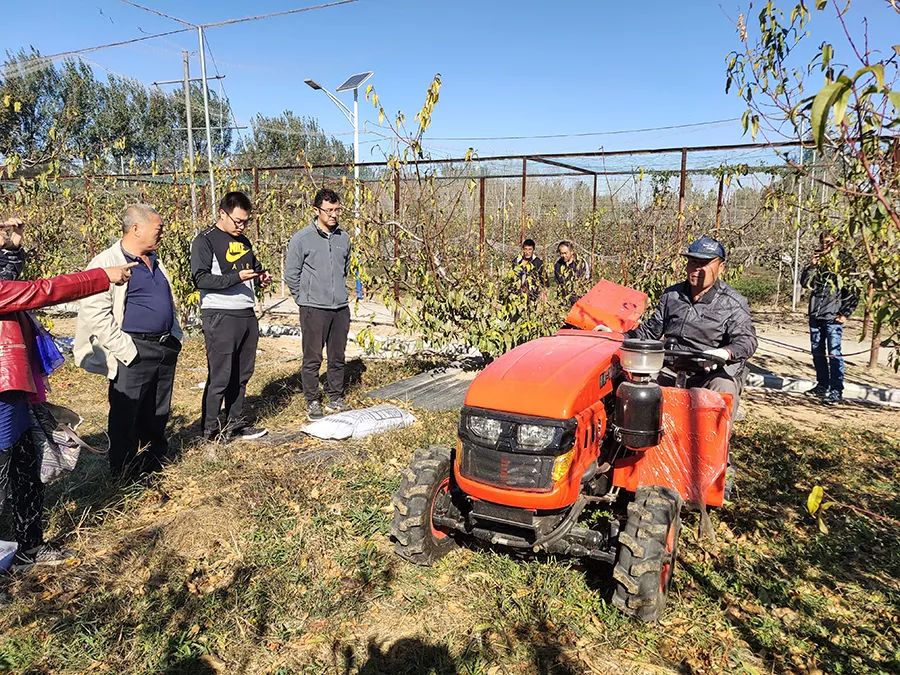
[336,71,373,92]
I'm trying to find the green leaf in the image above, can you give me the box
[807,485,825,515]
[821,42,833,71]
[810,79,849,148]
[854,64,885,90]
[888,91,900,113]
[832,83,852,126]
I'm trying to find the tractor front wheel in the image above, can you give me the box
[390,446,458,565]
[612,485,683,622]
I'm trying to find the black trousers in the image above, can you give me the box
[300,306,351,403]
[0,431,44,549]
[108,337,180,476]
[201,312,259,435]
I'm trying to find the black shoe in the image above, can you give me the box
[11,544,73,571]
[230,426,268,441]
[806,384,830,398]
[324,398,350,414]
[202,428,230,444]
[307,401,324,420]
[823,390,843,405]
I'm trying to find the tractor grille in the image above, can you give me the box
[459,441,554,491]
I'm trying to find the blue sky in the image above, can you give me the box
[5,1,898,159]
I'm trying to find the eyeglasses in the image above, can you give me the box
[316,206,343,216]
[224,211,252,227]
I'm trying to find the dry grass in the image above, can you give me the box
[0,336,897,674]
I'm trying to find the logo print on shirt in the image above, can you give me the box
[225,241,250,264]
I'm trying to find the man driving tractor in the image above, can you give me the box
[624,235,758,415]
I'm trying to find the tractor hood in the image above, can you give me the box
[464,279,648,420]
[464,331,620,419]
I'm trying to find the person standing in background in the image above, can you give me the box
[75,205,183,478]
[553,240,590,305]
[191,191,271,441]
[801,233,859,406]
[285,188,351,421]
[512,238,547,302]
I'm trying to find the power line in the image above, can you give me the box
[424,118,741,142]
[119,0,193,28]
[37,1,358,62]
[200,0,358,29]
[200,33,245,146]
[41,27,194,62]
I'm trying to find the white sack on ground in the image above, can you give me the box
[302,404,416,440]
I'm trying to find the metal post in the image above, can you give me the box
[501,180,507,254]
[84,176,95,258]
[479,176,486,262]
[182,50,198,226]
[590,174,597,278]
[715,174,725,233]
[520,157,527,243]
[353,87,360,219]
[792,128,805,310]
[393,169,400,324]
[865,284,879,369]
[252,166,260,237]
[677,148,687,244]
[197,26,216,215]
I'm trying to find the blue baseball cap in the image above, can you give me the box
[683,235,726,261]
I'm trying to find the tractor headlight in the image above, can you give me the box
[468,415,502,443]
[516,423,556,451]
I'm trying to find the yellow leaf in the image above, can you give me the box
[13,101,21,113]
[806,485,824,515]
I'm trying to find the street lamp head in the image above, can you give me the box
[336,71,374,92]
[304,79,322,90]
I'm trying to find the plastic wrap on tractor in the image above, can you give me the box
[565,279,647,332]
[612,387,731,506]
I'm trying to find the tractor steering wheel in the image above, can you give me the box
[662,346,728,376]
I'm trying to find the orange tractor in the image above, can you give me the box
[390,280,733,622]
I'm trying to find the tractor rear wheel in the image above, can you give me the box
[391,446,458,565]
[612,486,683,622]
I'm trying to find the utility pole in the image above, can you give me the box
[182,51,198,225]
[792,121,805,311]
[198,26,216,215]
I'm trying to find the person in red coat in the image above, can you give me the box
[0,218,134,569]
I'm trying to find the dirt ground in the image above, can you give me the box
[0,318,896,673]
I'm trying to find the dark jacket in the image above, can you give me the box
[190,226,264,313]
[800,265,858,322]
[626,279,758,377]
[513,255,546,300]
[285,222,351,310]
[553,257,589,304]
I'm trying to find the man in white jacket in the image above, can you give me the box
[74,205,183,477]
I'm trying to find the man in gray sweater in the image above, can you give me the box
[285,188,352,420]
